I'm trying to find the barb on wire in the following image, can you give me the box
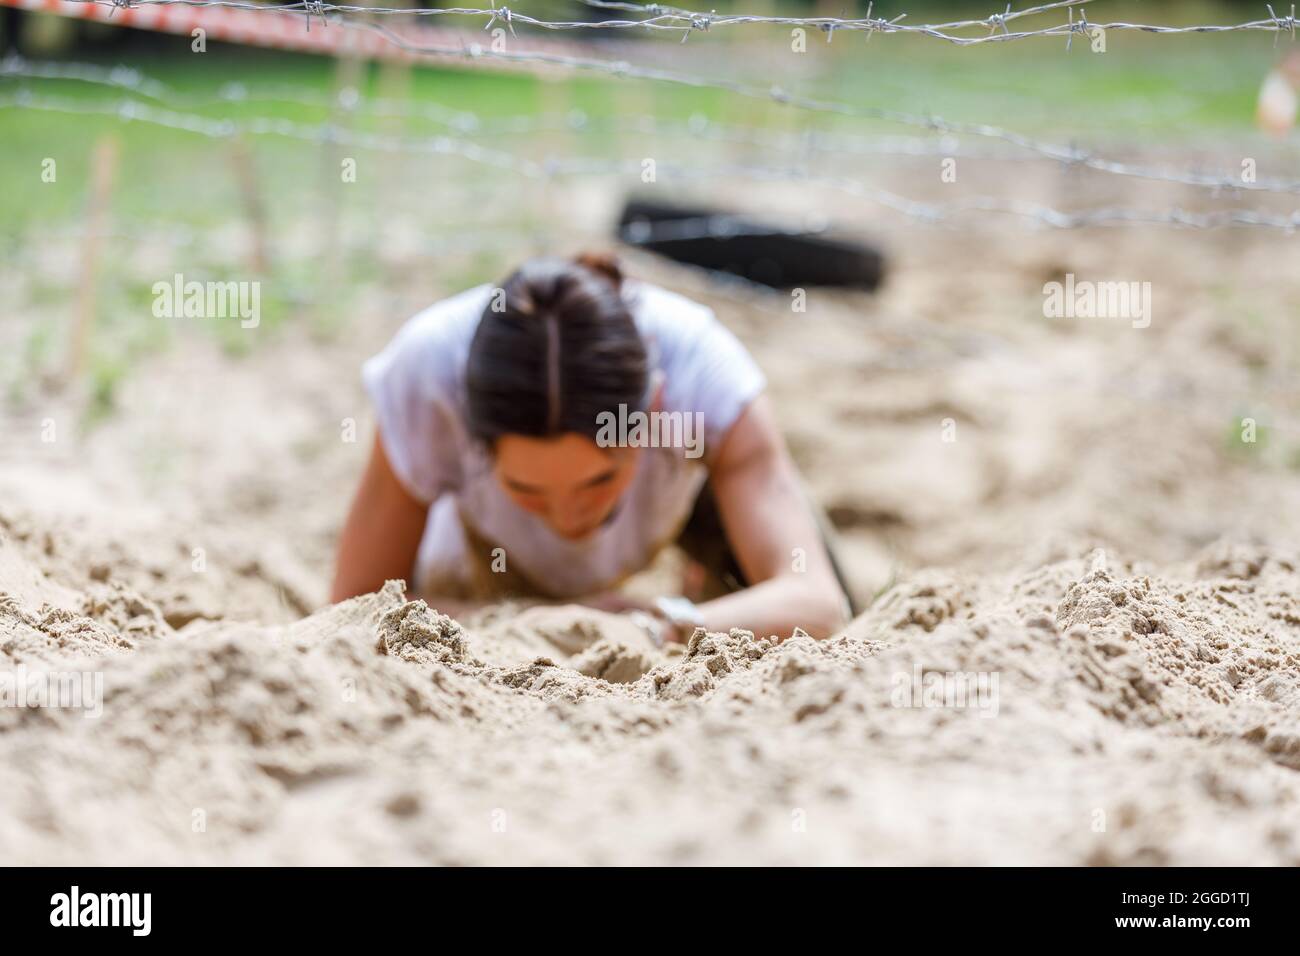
[302,0,327,32]
[485,1,515,37]
[987,4,1012,36]
[3,91,1297,232]
[1267,4,1298,46]
[677,11,712,45]
[1065,5,1090,52]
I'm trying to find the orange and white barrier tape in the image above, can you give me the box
[0,0,582,70]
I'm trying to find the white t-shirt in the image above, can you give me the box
[362,278,766,598]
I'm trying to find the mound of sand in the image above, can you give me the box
[3,518,1297,865]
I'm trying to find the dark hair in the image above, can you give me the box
[466,252,649,446]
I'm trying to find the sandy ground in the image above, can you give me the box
[3,164,1300,863]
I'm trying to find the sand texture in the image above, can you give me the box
[2,523,1299,863]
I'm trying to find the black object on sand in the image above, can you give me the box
[616,197,886,291]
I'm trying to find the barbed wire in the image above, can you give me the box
[5,219,547,261]
[312,15,1300,197]
[4,90,1297,231]
[0,55,1009,161]
[0,90,532,168]
[0,54,1143,168]
[576,0,1300,48]
[51,0,1300,47]
[5,55,1298,197]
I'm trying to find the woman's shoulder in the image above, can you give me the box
[387,285,494,388]
[624,278,766,445]
[624,279,755,369]
[398,283,494,350]
[364,283,494,416]
[624,278,728,368]
[623,278,715,330]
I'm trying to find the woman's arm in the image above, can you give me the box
[694,396,852,640]
[330,432,430,603]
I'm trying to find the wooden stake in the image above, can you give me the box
[537,73,572,254]
[229,135,270,274]
[319,54,366,320]
[66,133,119,386]
[375,1,412,256]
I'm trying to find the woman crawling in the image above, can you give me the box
[332,252,855,644]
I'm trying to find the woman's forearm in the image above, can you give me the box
[696,572,850,641]
[331,434,429,603]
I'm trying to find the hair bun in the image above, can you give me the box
[573,251,623,289]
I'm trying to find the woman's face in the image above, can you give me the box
[493,433,640,541]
